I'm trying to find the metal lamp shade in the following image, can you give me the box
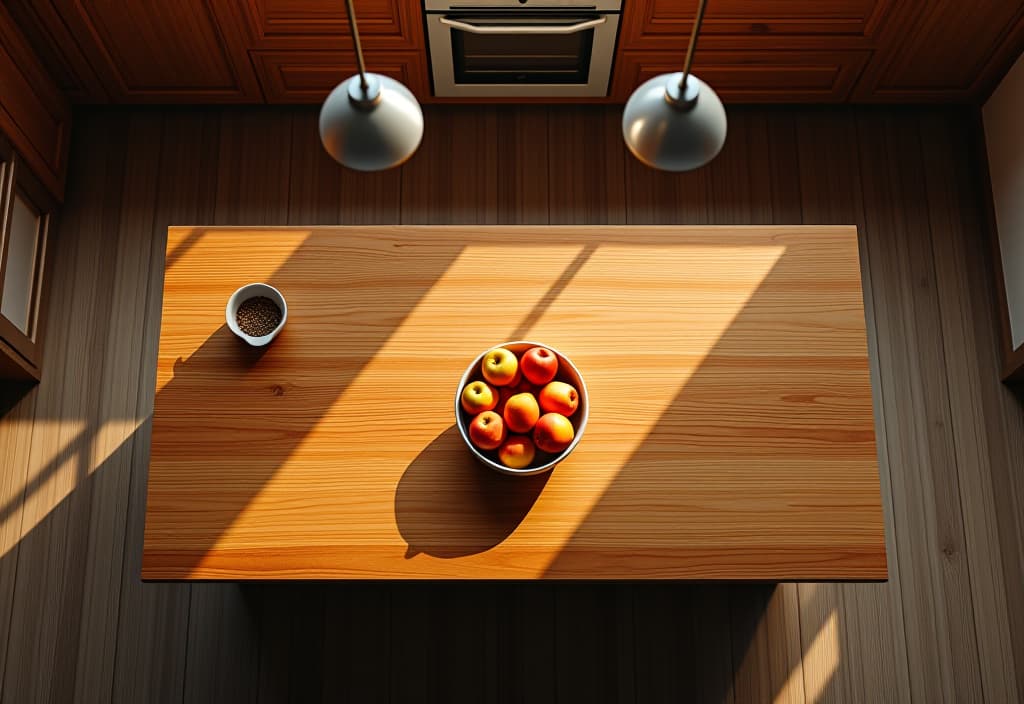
[622,72,727,172]
[319,73,424,172]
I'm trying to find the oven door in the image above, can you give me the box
[427,11,620,97]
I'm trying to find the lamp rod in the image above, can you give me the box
[679,0,709,91]
[344,0,369,92]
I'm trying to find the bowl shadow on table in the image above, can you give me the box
[394,425,550,559]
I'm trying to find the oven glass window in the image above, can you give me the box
[450,17,595,84]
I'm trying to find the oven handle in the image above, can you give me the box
[438,16,606,34]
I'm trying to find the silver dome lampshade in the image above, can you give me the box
[319,73,423,172]
[621,0,727,172]
[318,0,423,171]
[622,72,726,171]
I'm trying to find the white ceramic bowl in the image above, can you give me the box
[455,341,589,476]
[226,283,287,346]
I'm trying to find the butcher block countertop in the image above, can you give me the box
[143,226,886,581]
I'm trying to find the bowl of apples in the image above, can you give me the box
[456,341,588,476]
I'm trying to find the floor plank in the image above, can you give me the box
[72,110,163,704]
[111,109,220,704]
[796,109,913,703]
[920,109,1021,703]
[858,110,983,703]
[1,110,130,704]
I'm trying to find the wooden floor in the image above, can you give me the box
[0,105,1022,703]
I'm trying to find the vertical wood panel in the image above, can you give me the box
[111,110,220,704]
[955,114,1024,698]
[401,107,498,224]
[718,109,805,704]
[0,111,128,704]
[919,109,1021,703]
[320,584,391,703]
[494,106,550,224]
[632,585,734,703]
[857,110,982,703]
[72,110,163,704]
[0,388,37,690]
[795,109,913,704]
[547,107,626,225]
[181,108,295,704]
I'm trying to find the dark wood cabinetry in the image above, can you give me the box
[0,4,70,198]
[0,6,64,382]
[4,0,1024,104]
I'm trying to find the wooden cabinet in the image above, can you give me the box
[240,0,429,102]
[0,3,71,198]
[4,0,1024,104]
[613,0,885,102]
[852,2,1024,101]
[0,3,64,381]
[0,137,57,382]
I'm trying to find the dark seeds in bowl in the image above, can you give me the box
[236,296,282,337]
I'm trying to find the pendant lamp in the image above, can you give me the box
[319,0,424,171]
[622,0,726,171]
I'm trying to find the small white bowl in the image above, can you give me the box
[226,283,287,346]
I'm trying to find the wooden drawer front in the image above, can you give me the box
[612,50,870,103]
[620,0,891,50]
[253,50,430,103]
[236,0,423,49]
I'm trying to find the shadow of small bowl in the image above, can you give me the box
[455,341,589,477]
[226,283,287,347]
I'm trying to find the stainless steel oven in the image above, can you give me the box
[425,0,622,98]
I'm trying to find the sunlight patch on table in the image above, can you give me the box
[520,244,785,558]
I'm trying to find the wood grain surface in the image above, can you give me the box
[143,224,885,580]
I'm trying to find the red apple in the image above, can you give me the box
[503,392,540,433]
[481,347,519,386]
[538,381,579,417]
[520,346,559,385]
[460,380,498,414]
[498,435,537,470]
[533,413,574,454]
[468,411,507,451]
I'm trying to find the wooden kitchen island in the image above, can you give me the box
[143,225,886,581]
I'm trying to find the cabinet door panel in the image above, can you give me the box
[620,0,890,50]
[612,50,869,102]
[252,50,430,102]
[237,0,423,49]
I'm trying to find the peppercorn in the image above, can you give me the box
[236,296,282,337]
